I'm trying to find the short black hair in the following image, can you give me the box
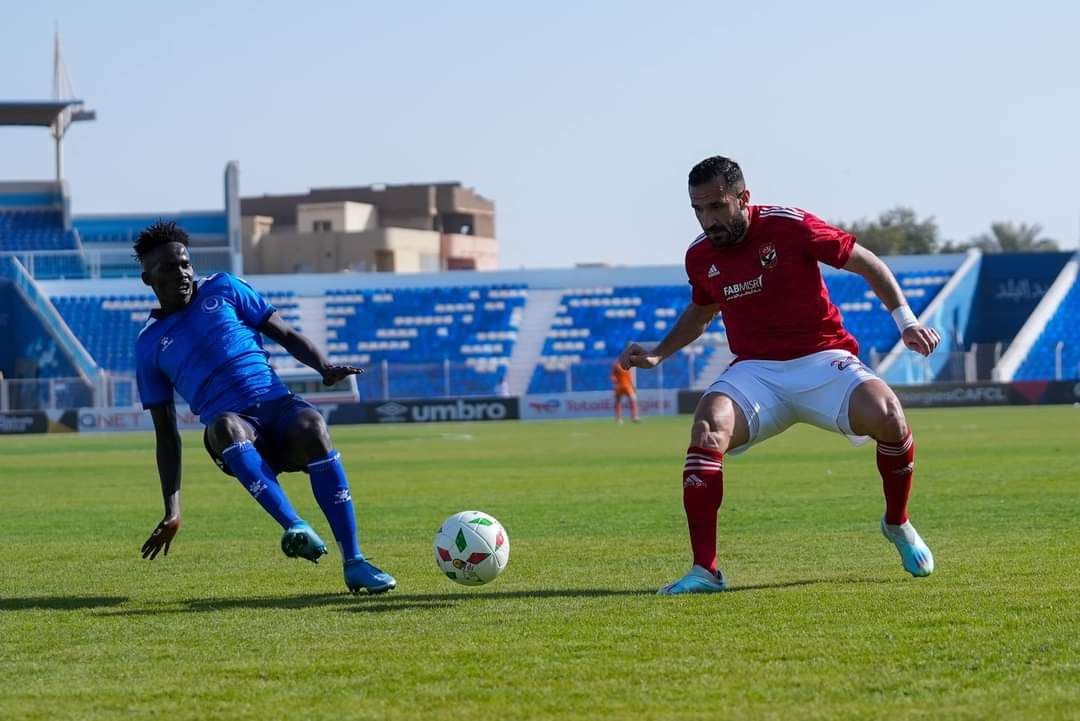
[688,156,745,192]
[133,220,190,263]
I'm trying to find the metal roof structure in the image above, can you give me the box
[0,31,97,182]
[0,99,94,127]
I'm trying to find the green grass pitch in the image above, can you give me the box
[2,405,1079,720]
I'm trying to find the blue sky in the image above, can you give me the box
[2,1,1077,267]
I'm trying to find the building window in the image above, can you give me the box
[312,220,332,232]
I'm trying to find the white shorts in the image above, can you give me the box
[705,349,878,455]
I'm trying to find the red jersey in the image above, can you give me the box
[685,205,859,362]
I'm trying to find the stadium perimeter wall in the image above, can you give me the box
[5,380,1077,436]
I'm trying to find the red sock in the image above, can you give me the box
[682,446,724,573]
[877,431,915,525]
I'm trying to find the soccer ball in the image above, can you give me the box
[433,510,510,586]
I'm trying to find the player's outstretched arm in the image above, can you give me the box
[142,403,182,560]
[842,245,941,357]
[619,302,719,370]
[260,312,363,386]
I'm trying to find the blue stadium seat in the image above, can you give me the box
[525,270,953,394]
[1014,274,1080,380]
[526,285,723,394]
[326,284,526,400]
[53,284,528,402]
[0,209,87,278]
[830,269,951,363]
[50,268,958,402]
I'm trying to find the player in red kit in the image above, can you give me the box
[619,156,940,594]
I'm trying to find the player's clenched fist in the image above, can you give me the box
[901,325,941,357]
[619,343,662,370]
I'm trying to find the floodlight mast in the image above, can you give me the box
[50,27,96,183]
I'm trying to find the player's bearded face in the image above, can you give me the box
[690,182,750,248]
[705,211,749,248]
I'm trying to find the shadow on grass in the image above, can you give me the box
[1,595,129,611]
[89,578,876,617]
[724,579,819,593]
[94,588,656,617]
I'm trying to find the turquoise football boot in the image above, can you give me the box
[881,517,934,577]
[280,521,328,563]
[344,556,397,595]
[657,565,728,595]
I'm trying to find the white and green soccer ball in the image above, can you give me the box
[433,511,510,586]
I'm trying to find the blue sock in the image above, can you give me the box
[221,441,301,530]
[307,450,362,560]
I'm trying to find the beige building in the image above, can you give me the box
[240,182,497,274]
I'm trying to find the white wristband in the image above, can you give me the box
[891,305,918,332]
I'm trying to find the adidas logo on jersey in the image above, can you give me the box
[707,264,720,278]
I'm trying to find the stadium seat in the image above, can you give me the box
[326,284,526,400]
[525,270,952,394]
[1014,274,1080,380]
[0,209,87,278]
[53,285,528,403]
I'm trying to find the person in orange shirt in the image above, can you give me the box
[611,360,640,424]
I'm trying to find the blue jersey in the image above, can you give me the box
[135,273,290,424]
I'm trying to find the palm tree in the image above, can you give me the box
[970,222,1058,253]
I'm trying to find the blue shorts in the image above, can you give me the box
[204,394,318,477]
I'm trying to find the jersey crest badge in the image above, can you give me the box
[201,296,223,313]
[759,243,778,270]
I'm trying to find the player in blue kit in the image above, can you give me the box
[133,220,395,594]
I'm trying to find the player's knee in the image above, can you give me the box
[208,413,252,450]
[292,410,332,457]
[877,397,908,442]
[690,417,731,453]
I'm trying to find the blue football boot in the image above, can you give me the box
[881,517,935,577]
[657,565,728,595]
[280,521,328,563]
[344,556,397,595]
